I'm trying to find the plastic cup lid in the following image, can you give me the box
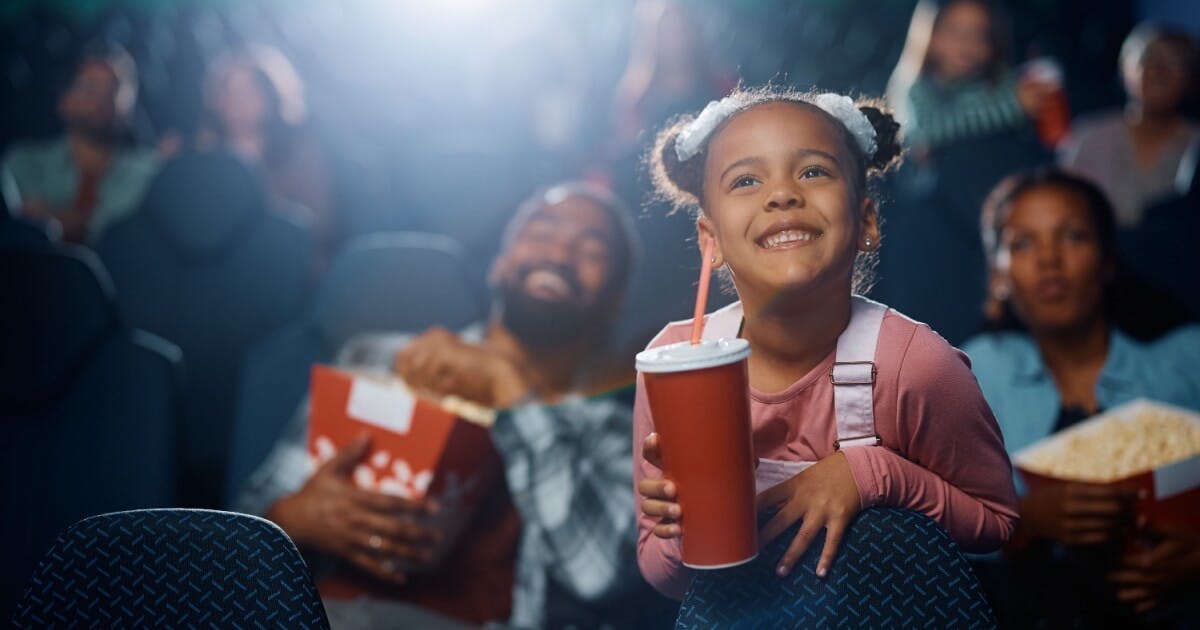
[1024,57,1063,83]
[635,338,750,373]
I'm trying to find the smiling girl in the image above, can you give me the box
[633,86,1020,600]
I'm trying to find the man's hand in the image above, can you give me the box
[757,452,861,579]
[1018,482,1135,546]
[266,435,441,585]
[394,327,530,408]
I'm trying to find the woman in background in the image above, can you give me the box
[887,0,1053,154]
[962,168,1200,627]
[1059,24,1199,227]
[202,45,339,265]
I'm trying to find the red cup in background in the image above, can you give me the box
[1024,57,1071,148]
[637,338,757,569]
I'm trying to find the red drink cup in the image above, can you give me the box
[637,338,758,568]
[1025,57,1071,148]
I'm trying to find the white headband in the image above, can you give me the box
[674,92,878,162]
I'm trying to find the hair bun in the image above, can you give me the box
[858,105,903,172]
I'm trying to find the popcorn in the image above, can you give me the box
[1017,404,1200,482]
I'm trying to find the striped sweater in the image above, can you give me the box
[904,73,1029,149]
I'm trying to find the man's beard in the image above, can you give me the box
[496,265,608,349]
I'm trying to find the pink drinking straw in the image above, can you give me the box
[690,237,716,345]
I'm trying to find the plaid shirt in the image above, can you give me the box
[235,330,640,628]
[493,391,640,629]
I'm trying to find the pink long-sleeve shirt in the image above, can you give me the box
[634,306,1020,600]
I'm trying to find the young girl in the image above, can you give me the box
[634,86,1020,600]
[886,0,1051,153]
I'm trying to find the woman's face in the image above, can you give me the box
[698,102,877,305]
[1124,38,1193,115]
[59,61,120,133]
[213,65,269,133]
[928,1,994,81]
[994,186,1110,334]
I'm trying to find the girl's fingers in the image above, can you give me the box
[815,519,848,578]
[653,522,682,539]
[755,479,792,513]
[758,506,800,547]
[642,433,664,469]
[641,498,681,520]
[637,477,676,501]
[776,519,822,577]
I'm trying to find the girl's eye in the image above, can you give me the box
[1008,236,1031,252]
[800,166,829,179]
[731,175,758,189]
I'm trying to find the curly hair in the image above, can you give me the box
[645,85,905,293]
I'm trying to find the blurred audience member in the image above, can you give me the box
[600,0,736,353]
[1059,24,1199,227]
[962,168,1200,627]
[1,43,157,245]
[887,0,1053,155]
[200,45,339,264]
[237,183,674,628]
[874,0,1055,345]
[609,0,731,164]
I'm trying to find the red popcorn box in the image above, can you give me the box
[308,364,500,570]
[1013,399,1200,531]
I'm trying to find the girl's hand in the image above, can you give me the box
[757,451,861,579]
[638,432,682,539]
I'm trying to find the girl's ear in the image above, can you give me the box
[697,216,726,268]
[857,197,881,252]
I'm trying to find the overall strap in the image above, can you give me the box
[831,296,887,450]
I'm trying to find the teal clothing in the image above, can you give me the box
[1,136,158,243]
[962,326,1200,475]
[905,73,1028,150]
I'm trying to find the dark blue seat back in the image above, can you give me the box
[1117,194,1200,327]
[872,131,1051,344]
[12,509,329,628]
[0,213,52,250]
[225,232,483,505]
[0,247,179,621]
[97,150,314,507]
[676,508,996,629]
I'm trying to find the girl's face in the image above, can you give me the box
[698,102,878,304]
[994,186,1109,334]
[1124,39,1193,115]
[928,1,994,81]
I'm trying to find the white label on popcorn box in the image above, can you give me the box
[1154,454,1200,500]
[347,378,415,434]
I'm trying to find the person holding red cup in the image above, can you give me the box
[633,86,1021,602]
